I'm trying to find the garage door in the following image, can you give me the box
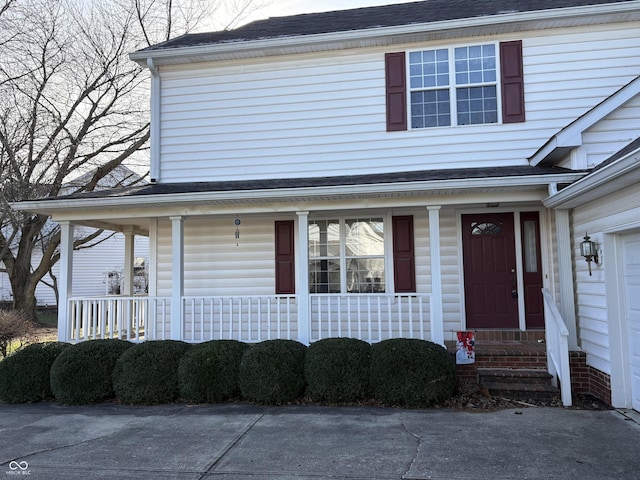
[623,233,640,411]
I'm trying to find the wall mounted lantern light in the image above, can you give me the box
[580,233,598,276]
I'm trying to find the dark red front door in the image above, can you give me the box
[462,213,519,329]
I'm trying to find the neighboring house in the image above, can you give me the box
[2,166,150,306]
[12,0,640,410]
[0,230,149,305]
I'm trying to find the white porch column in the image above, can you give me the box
[170,216,184,340]
[58,221,74,342]
[296,211,310,345]
[123,227,135,296]
[428,207,444,346]
[555,209,578,349]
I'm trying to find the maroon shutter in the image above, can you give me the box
[275,220,295,294]
[385,52,407,131]
[392,215,416,293]
[500,40,525,123]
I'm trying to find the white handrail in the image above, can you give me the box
[542,288,572,406]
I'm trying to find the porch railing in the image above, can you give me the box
[310,293,431,343]
[65,293,433,345]
[182,295,297,342]
[67,296,170,342]
[542,288,572,407]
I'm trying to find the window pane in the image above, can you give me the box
[411,89,451,128]
[523,220,538,273]
[454,44,496,87]
[309,259,341,293]
[346,258,386,293]
[456,86,497,125]
[309,220,339,257]
[471,222,503,235]
[409,48,449,93]
[345,218,384,256]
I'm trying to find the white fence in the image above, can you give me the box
[66,293,433,344]
[542,288,572,407]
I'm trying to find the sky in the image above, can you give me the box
[239,0,417,25]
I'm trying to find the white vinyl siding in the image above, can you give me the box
[156,23,639,183]
[572,183,640,374]
[156,216,280,298]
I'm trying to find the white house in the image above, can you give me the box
[12,0,640,409]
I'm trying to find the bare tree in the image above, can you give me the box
[0,0,264,320]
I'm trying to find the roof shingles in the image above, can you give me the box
[140,0,632,51]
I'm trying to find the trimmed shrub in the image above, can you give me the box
[239,339,306,404]
[178,340,249,403]
[0,342,70,403]
[370,338,455,407]
[305,337,371,403]
[112,340,191,405]
[50,339,133,405]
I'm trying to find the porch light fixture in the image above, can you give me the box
[580,233,598,276]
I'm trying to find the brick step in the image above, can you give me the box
[477,368,553,385]
[478,367,559,401]
[480,381,561,401]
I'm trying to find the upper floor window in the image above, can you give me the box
[408,44,498,128]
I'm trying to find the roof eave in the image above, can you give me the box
[543,146,640,209]
[12,172,587,215]
[129,3,640,66]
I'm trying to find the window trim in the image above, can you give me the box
[406,42,502,129]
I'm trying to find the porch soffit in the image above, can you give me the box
[12,166,586,222]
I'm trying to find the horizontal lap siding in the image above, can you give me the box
[524,26,640,130]
[156,217,279,297]
[581,95,640,168]
[573,185,640,374]
[157,24,639,183]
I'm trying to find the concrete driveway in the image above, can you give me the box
[1,403,639,480]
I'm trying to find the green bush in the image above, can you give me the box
[178,340,249,403]
[112,340,191,405]
[238,339,306,404]
[370,338,455,407]
[0,342,70,403]
[305,337,371,403]
[50,339,133,405]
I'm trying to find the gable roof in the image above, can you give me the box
[530,75,640,166]
[130,0,640,65]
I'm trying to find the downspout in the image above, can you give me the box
[147,58,160,183]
